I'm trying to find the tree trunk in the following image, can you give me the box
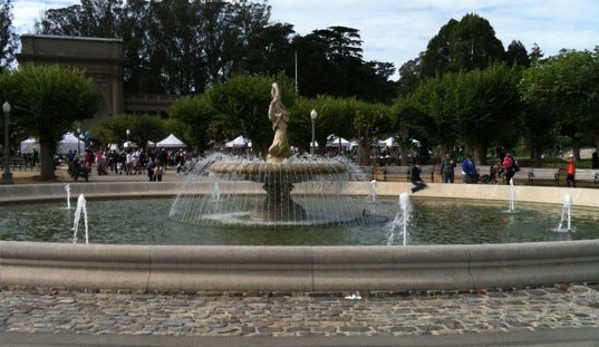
[39,143,57,181]
[356,138,371,166]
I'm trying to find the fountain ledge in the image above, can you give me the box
[0,182,598,291]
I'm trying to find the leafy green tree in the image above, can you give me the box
[92,113,166,149]
[239,22,295,77]
[519,49,599,159]
[2,65,100,180]
[420,14,505,78]
[168,94,214,154]
[207,74,296,156]
[35,0,124,37]
[0,0,17,71]
[412,63,522,165]
[505,40,531,67]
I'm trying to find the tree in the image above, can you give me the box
[168,94,214,154]
[2,65,100,180]
[35,0,124,37]
[293,26,397,102]
[519,49,599,159]
[505,40,531,67]
[412,63,522,165]
[0,0,17,71]
[92,113,166,150]
[207,74,296,156]
[420,14,505,78]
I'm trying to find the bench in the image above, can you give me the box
[355,166,374,181]
[373,165,436,183]
[502,166,533,184]
[0,157,36,171]
[575,169,599,186]
[527,167,561,186]
[383,166,410,182]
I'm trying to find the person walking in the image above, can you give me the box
[565,154,576,187]
[501,152,516,184]
[440,153,456,183]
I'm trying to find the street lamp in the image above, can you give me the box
[2,101,12,184]
[126,129,130,147]
[310,109,317,155]
[76,127,82,157]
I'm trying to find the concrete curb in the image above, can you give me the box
[1,182,598,291]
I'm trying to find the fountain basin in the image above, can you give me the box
[0,182,598,291]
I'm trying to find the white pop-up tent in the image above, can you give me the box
[326,135,351,148]
[20,138,40,154]
[157,133,186,148]
[224,135,252,148]
[58,132,85,154]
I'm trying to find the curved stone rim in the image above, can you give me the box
[209,161,347,175]
[0,182,597,291]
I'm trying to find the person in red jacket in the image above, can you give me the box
[565,154,576,187]
[501,153,516,184]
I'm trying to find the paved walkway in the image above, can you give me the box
[1,284,599,346]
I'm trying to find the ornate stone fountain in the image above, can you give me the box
[207,83,347,222]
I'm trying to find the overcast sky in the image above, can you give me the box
[12,0,599,75]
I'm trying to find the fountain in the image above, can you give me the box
[169,83,383,227]
[65,183,71,209]
[0,82,598,292]
[507,178,516,212]
[556,195,574,232]
[387,193,411,246]
[71,193,89,244]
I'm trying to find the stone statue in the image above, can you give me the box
[267,83,293,162]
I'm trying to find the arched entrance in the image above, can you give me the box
[17,35,125,121]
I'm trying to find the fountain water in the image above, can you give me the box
[71,194,89,244]
[387,193,411,246]
[556,195,574,232]
[507,178,516,213]
[169,83,385,228]
[367,179,377,203]
[65,184,71,209]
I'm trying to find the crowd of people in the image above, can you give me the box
[65,146,191,182]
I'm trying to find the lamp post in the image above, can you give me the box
[310,109,317,155]
[2,101,12,184]
[126,129,130,147]
[76,127,82,158]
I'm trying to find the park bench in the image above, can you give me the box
[575,168,599,186]
[0,157,35,171]
[373,165,436,183]
[527,167,561,186]
[383,165,411,182]
[356,166,374,181]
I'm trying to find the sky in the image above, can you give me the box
[12,0,599,78]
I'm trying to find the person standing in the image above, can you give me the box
[461,154,477,184]
[565,154,576,187]
[440,153,456,183]
[410,163,428,193]
[592,151,599,169]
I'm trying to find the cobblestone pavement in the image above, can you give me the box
[1,284,598,338]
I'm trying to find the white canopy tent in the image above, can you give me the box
[224,135,252,148]
[156,134,186,148]
[20,138,40,154]
[379,137,399,147]
[58,132,85,154]
[326,135,351,148]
